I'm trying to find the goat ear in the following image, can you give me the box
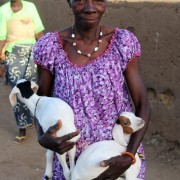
[112,124,128,146]
[9,86,20,107]
[137,117,145,129]
[30,81,39,93]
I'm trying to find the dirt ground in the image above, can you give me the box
[0,78,179,180]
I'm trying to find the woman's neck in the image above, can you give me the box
[73,24,102,42]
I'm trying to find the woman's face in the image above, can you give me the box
[69,0,107,28]
[10,0,19,2]
[10,0,21,3]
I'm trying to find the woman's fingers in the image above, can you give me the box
[47,120,62,136]
[100,157,116,167]
[60,130,80,142]
[38,120,80,154]
[58,141,75,154]
[55,130,80,154]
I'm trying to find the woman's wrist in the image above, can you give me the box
[121,152,136,165]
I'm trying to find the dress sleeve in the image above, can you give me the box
[31,3,45,34]
[33,32,57,74]
[116,29,141,71]
[0,8,7,40]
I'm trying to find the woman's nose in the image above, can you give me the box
[83,0,97,13]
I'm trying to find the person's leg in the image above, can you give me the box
[13,128,27,145]
[12,98,33,144]
[5,45,35,144]
[19,128,26,137]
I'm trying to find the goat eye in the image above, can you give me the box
[124,121,129,125]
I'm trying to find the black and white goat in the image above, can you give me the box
[71,112,145,180]
[9,79,80,180]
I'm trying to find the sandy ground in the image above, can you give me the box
[0,78,179,180]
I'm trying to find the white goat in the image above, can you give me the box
[71,112,145,180]
[9,79,80,180]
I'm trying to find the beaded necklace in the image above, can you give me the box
[71,27,103,58]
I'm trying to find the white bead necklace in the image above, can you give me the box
[71,27,103,58]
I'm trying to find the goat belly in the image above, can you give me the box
[36,98,76,136]
[71,140,125,180]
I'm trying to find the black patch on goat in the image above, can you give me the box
[17,81,34,99]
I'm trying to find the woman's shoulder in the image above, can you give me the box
[34,32,60,53]
[102,26,138,45]
[58,27,72,41]
[58,26,71,35]
[23,1,37,8]
[113,28,141,67]
[33,32,61,68]
[23,1,41,14]
[37,32,59,45]
[102,26,133,36]
[43,31,58,39]
[115,28,139,41]
[0,2,10,12]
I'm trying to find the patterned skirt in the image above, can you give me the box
[49,143,146,180]
[5,44,37,128]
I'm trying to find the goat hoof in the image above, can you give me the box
[44,175,52,180]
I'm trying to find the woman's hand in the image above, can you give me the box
[0,64,6,78]
[35,119,80,155]
[35,66,81,154]
[93,155,132,180]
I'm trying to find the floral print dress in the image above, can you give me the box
[34,28,146,180]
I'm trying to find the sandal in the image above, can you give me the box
[27,123,34,129]
[13,136,27,144]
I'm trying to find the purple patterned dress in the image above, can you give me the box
[34,28,146,180]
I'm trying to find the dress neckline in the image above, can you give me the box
[56,27,119,68]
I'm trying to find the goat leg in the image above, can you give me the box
[56,152,71,180]
[44,150,54,179]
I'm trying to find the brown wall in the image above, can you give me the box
[1,0,180,143]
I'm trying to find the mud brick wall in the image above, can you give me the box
[1,0,180,143]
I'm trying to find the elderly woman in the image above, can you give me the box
[0,0,44,144]
[34,0,151,179]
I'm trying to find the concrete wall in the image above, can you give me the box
[1,0,180,143]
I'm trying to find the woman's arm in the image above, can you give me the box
[35,32,44,41]
[35,65,80,154]
[36,65,54,96]
[0,64,6,77]
[94,58,151,179]
[0,40,6,77]
[124,58,151,155]
[0,40,5,54]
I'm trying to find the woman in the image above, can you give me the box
[0,0,44,144]
[34,0,151,179]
